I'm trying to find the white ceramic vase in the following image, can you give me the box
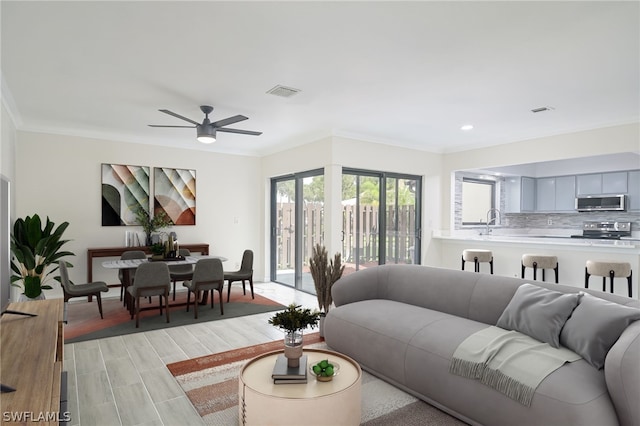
[18,292,46,302]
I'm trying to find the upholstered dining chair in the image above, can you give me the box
[183,258,224,319]
[118,250,147,304]
[126,262,171,328]
[225,249,254,302]
[59,261,109,319]
[169,248,193,300]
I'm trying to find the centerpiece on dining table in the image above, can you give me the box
[150,234,183,261]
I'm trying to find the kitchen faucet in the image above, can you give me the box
[484,208,501,234]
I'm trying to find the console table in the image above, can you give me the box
[86,243,209,282]
[1,299,65,425]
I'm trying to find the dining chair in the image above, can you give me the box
[169,248,193,300]
[119,250,147,304]
[58,261,109,319]
[225,249,254,302]
[183,258,224,319]
[126,262,171,328]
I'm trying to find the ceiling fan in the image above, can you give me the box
[149,105,262,143]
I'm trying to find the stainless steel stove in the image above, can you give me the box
[571,221,631,240]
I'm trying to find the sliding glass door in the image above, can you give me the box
[342,173,381,271]
[271,168,420,288]
[271,170,324,292]
[342,169,421,274]
[385,177,420,265]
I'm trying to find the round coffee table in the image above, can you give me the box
[238,348,362,425]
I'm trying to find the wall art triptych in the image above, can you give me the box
[101,163,196,227]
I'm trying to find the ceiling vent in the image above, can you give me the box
[531,106,555,113]
[266,85,301,98]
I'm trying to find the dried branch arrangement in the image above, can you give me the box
[309,244,345,313]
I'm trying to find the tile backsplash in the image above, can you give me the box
[503,211,640,231]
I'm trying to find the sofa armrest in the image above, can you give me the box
[331,266,383,307]
[605,320,640,426]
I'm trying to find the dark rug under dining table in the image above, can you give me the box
[64,288,285,343]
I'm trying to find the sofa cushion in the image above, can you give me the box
[496,283,580,348]
[560,292,640,369]
[405,316,617,426]
[324,299,453,384]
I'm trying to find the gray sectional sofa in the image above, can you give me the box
[323,264,640,426]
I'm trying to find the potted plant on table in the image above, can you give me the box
[269,303,320,367]
[10,214,75,300]
[150,243,166,260]
[309,244,345,336]
[133,205,172,246]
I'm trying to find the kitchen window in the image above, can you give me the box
[462,178,496,225]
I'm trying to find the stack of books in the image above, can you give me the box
[271,354,308,384]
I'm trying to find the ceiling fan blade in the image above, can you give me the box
[211,115,248,128]
[148,125,195,128]
[158,109,200,126]
[216,128,263,136]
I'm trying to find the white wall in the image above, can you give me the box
[14,131,262,295]
[1,100,18,302]
[1,102,16,180]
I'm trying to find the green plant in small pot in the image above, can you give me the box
[150,243,165,260]
[10,214,75,300]
[134,205,172,246]
[269,303,320,367]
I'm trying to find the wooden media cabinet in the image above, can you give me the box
[1,299,65,425]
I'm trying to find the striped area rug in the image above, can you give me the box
[167,334,467,425]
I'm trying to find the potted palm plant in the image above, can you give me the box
[269,303,320,367]
[309,244,345,336]
[10,214,75,300]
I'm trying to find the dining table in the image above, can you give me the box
[102,255,228,310]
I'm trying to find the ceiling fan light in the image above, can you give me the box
[196,126,216,143]
[197,134,216,143]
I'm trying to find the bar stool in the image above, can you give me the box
[461,249,493,274]
[521,254,559,283]
[585,260,632,298]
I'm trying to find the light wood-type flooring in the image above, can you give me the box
[64,282,317,426]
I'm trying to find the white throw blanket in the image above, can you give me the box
[449,326,581,406]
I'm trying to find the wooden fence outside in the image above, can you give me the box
[275,203,416,268]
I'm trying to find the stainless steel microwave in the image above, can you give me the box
[575,195,627,212]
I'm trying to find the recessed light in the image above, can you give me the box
[461,124,474,131]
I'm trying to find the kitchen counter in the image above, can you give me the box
[432,232,640,251]
[429,230,640,299]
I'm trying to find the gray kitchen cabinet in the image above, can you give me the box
[576,173,602,195]
[628,171,640,211]
[602,171,628,194]
[504,176,522,213]
[536,177,555,211]
[535,176,576,212]
[521,177,535,212]
[555,176,576,211]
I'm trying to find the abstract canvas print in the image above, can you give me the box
[154,168,196,225]
[101,164,150,226]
